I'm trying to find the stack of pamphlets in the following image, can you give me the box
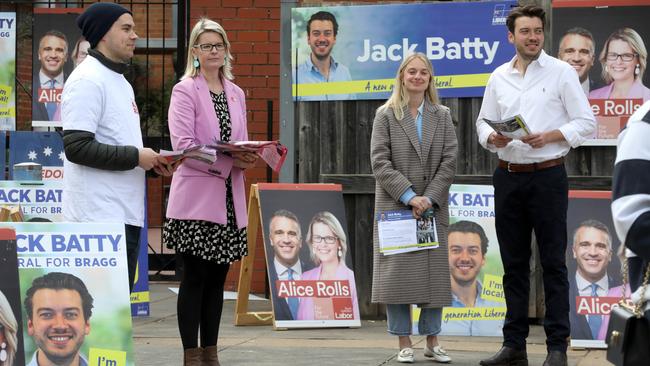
[482,114,531,139]
[209,140,288,172]
[159,145,217,164]
[377,208,438,255]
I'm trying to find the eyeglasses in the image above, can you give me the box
[606,52,638,62]
[194,43,226,52]
[312,235,338,244]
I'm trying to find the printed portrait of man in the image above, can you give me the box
[442,220,504,336]
[294,11,352,101]
[32,30,69,122]
[24,272,93,366]
[266,209,313,321]
[558,27,596,95]
[569,219,614,340]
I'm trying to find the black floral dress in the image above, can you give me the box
[163,91,248,264]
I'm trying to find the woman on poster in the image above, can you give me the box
[0,290,18,366]
[370,52,457,364]
[589,28,650,101]
[296,211,359,321]
[164,18,257,366]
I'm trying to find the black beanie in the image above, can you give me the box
[77,2,132,48]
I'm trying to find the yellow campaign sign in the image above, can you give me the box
[481,273,506,303]
[442,306,507,322]
[0,85,12,104]
[0,107,15,118]
[130,290,150,303]
[89,348,127,366]
[292,73,492,97]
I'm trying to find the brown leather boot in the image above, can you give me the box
[183,348,203,366]
[202,345,220,366]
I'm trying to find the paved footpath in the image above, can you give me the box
[132,283,611,366]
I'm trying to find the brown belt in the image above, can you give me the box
[498,157,565,173]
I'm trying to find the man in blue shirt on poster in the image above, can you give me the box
[442,220,504,336]
[294,11,352,101]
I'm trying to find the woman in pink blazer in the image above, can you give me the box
[164,18,257,366]
[296,211,360,321]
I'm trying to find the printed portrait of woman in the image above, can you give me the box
[296,211,359,321]
[589,28,650,101]
[0,290,18,366]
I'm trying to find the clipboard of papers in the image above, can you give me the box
[377,208,438,255]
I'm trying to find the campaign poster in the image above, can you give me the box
[14,222,135,366]
[0,180,63,222]
[413,184,505,336]
[0,12,16,130]
[258,183,361,329]
[32,8,84,128]
[552,1,650,145]
[566,191,623,349]
[9,132,64,180]
[291,1,516,101]
[130,201,150,317]
[0,228,26,366]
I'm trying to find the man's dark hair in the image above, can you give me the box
[24,272,94,321]
[449,220,489,255]
[572,219,612,248]
[561,27,595,54]
[506,5,545,34]
[307,11,338,37]
[39,30,69,48]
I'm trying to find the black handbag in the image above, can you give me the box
[606,261,650,366]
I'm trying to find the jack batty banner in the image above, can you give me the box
[10,222,135,366]
[291,1,516,101]
[258,183,360,329]
[0,12,16,130]
[412,184,506,337]
[552,0,650,145]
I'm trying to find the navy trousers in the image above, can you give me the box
[493,164,570,352]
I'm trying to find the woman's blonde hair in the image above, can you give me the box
[306,211,348,266]
[599,28,647,84]
[182,18,234,81]
[379,52,439,121]
[0,291,17,366]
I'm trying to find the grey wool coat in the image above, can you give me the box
[370,100,458,307]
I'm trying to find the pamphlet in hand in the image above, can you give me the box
[377,208,438,255]
[160,145,217,164]
[482,114,531,139]
[209,140,288,172]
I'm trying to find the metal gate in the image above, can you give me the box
[3,0,188,279]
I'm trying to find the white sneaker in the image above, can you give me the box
[424,345,452,363]
[397,347,415,363]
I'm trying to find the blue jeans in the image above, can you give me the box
[386,304,442,336]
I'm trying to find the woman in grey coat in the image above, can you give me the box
[370,53,458,364]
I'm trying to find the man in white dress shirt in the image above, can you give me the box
[476,5,595,366]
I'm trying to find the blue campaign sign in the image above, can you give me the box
[8,131,64,180]
[0,132,6,179]
[291,1,517,100]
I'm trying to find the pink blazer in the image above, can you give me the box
[296,262,360,321]
[589,79,650,102]
[165,74,248,228]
